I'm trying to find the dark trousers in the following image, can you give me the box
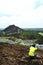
[29,53,37,59]
[29,56,35,59]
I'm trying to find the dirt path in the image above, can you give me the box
[0,43,43,65]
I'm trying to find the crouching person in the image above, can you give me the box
[28,44,38,59]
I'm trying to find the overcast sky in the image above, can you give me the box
[0,0,43,28]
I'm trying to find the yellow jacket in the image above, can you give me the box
[29,46,37,56]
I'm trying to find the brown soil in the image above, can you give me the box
[0,43,43,65]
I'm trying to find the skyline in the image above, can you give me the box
[0,0,43,28]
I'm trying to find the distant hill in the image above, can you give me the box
[2,25,23,37]
[3,25,23,33]
[0,29,3,30]
[23,28,43,31]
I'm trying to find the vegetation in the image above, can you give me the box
[0,25,43,44]
[37,35,43,44]
[1,30,43,44]
[20,30,43,44]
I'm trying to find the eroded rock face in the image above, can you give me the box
[2,25,23,38]
[3,25,23,35]
[0,43,43,65]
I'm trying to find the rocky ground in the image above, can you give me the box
[0,42,43,65]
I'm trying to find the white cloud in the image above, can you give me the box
[0,0,34,15]
[0,0,43,28]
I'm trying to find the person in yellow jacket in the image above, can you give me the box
[28,44,38,59]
